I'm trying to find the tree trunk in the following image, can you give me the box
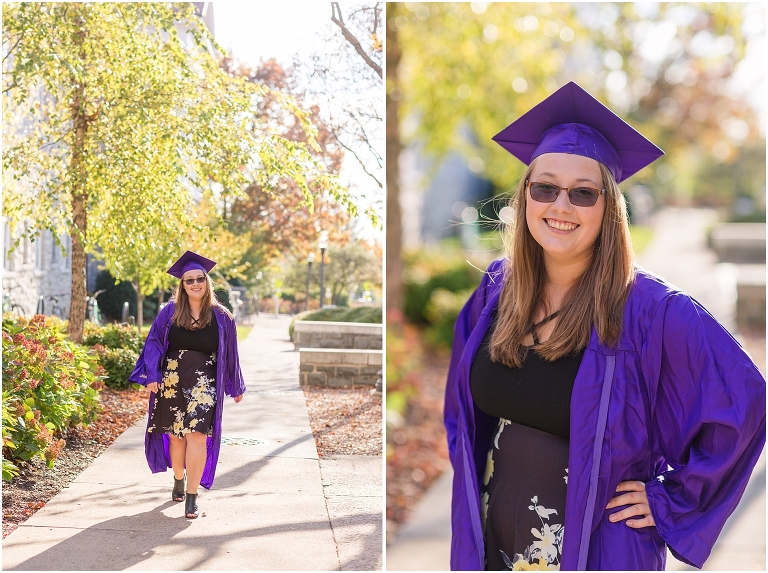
[66,16,89,344]
[137,292,144,333]
[69,191,88,343]
[385,4,404,317]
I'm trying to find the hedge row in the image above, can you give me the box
[403,246,481,348]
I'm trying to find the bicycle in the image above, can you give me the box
[86,290,106,325]
[2,284,25,316]
[47,294,66,319]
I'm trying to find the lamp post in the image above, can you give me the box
[255,271,262,316]
[305,252,315,311]
[318,231,329,308]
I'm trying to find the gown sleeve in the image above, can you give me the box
[224,315,246,397]
[643,292,766,569]
[129,303,172,386]
[444,259,504,466]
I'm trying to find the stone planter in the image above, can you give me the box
[293,321,382,351]
[299,348,382,387]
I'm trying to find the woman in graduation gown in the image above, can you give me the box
[444,82,766,570]
[130,251,245,519]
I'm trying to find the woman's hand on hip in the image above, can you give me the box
[233,394,243,403]
[606,481,656,528]
[146,382,159,393]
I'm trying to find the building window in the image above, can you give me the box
[3,223,14,272]
[22,233,30,266]
[51,235,59,267]
[60,235,70,271]
[35,233,44,270]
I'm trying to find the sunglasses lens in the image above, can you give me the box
[529,182,600,207]
[569,187,600,207]
[529,183,559,203]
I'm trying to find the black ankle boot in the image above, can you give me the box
[185,493,198,519]
[172,476,185,502]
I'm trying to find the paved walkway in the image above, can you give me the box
[3,314,382,570]
[387,207,766,571]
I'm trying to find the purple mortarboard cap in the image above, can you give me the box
[166,250,216,279]
[492,82,663,182]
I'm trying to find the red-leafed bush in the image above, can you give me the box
[2,314,102,481]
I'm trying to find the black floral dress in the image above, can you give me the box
[470,320,584,571]
[147,319,219,438]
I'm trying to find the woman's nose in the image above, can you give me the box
[551,188,573,211]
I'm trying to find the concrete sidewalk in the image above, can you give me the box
[387,207,766,571]
[3,314,382,571]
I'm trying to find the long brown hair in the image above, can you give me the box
[171,273,232,329]
[490,161,634,367]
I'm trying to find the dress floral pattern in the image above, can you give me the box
[148,349,217,438]
[482,418,569,571]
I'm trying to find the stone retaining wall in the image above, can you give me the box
[710,223,766,264]
[299,348,382,387]
[293,321,382,350]
[736,264,766,327]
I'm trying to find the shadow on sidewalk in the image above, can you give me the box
[8,502,347,571]
[7,500,191,571]
[212,432,315,490]
[332,512,383,571]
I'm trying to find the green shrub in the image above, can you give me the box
[2,314,102,478]
[424,288,475,348]
[81,323,143,389]
[2,392,20,481]
[403,247,479,325]
[82,322,145,353]
[301,306,382,323]
[90,346,140,389]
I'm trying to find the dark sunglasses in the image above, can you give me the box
[184,276,207,285]
[527,180,605,207]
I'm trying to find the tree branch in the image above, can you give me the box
[332,131,382,188]
[3,33,25,64]
[330,2,382,79]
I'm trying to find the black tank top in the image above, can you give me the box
[168,317,219,354]
[470,319,584,438]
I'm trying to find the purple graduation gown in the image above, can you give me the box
[129,302,246,489]
[445,259,765,570]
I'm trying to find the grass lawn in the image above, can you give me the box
[629,225,655,255]
[236,326,252,342]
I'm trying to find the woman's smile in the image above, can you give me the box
[544,218,579,232]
